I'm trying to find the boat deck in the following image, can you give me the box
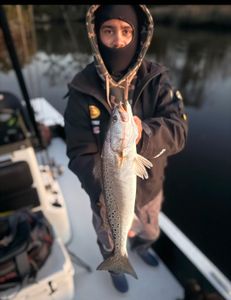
[31,97,231,299]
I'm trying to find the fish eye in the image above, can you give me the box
[112,115,118,122]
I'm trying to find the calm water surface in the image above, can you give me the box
[0,21,230,279]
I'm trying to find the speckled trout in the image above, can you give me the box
[96,101,153,279]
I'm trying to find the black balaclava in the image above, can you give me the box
[95,5,139,80]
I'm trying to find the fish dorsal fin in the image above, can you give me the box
[134,154,153,179]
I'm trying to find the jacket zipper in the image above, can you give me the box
[133,70,164,109]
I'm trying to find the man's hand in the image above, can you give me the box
[133,115,143,144]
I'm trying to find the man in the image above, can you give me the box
[64,5,188,293]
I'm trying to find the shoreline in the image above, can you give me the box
[2,5,231,33]
[149,5,231,31]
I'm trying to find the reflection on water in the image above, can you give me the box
[148,26,231,108]
[0,21,231,279]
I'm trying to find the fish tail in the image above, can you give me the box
[97,254,138,279]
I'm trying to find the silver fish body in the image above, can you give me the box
[96,102,153,279]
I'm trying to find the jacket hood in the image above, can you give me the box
[86,5,154,109]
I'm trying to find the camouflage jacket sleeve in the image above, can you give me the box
[64,88,101,205]
[137,71,188,159]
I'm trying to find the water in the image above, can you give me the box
[0,21,230,279]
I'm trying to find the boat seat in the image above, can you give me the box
[0,160,40,212]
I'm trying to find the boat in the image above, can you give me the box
[0,5,230,300]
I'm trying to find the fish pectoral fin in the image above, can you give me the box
[134,154,153,179]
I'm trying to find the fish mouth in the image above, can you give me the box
[120,102,127,112]
[118,102,128,122]
[119,110,128,122]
